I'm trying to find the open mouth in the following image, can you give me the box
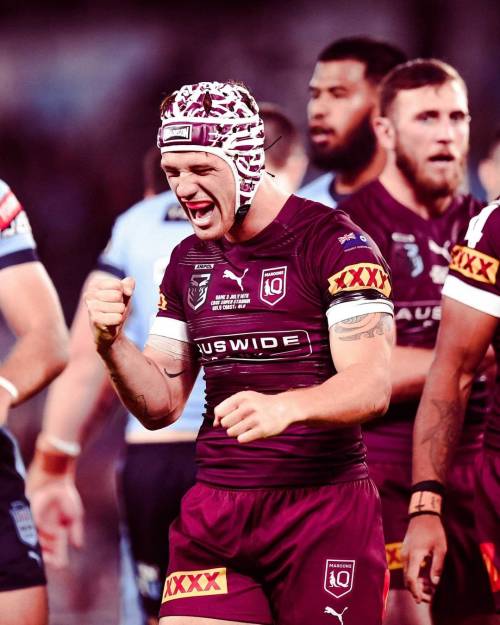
[309,126,333,143]
[185,201,215,226]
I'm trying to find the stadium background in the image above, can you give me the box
[0,0,499,622]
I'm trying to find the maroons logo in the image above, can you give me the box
[260,266,287,306]
[324,559,355,599]
[187,264,214,311]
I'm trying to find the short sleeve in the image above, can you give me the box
[311,212,393,328]
[148,244,191,343]
[443,201,500,318]
[0,181,38,270]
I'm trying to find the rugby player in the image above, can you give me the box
[340,59,492,625]
[0,179,68,625]
[478,128,500,202]
[86,80,394,625]
[402,199,500,621]
[301,36,406,206]
[28,103,307,625]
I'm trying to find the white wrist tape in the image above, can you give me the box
[0,376,19,401]
[44,435,81,457]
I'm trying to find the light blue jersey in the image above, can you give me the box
[0,179,37,267]
[97,191,204,436]
[298,172,337,208]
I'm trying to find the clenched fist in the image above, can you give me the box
[84,276,135,350]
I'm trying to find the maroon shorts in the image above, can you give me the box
[475,449,500,612]
[159,479,388,625]
[369,457,494,619]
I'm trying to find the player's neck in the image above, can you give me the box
[379,165,453,219]
[334,146,386,195]
[226,179,290,243]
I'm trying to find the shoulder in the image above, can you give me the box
[462,198,500,252]
[298,173,336,207]
[114,190,182,228]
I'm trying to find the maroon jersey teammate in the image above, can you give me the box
[404,200,500,619]
[85,81,394,625]
[341,60,492,625]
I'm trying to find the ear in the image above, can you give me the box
[373,116,396,151]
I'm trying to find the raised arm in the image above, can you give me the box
[85,275,199,430]
[214,311,394,443]
[402,295,496,602]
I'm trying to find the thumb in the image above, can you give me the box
[121,276,135,298]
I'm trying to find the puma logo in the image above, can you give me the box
[223,268,248,291]
[324,606,348,624]
[428,239,451,262]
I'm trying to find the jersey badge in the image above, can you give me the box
[324,559,355,599]
[188,263,214,311]
[328,263,391,298]
[338,231,369,251]
[260,266,287,306]
[450,245,499,285]
[9,501,38,547]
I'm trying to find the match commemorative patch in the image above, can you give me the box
[162,567,228,602]
[328,263,391,298]
[324,559,355,599]
[450,245,499,285]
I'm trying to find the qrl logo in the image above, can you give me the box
[324,559,355,599]
[260,266,287,306]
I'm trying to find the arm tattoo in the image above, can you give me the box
[421,398,463,482]
[334,312,393,342]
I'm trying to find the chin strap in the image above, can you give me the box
[235,203,251,223]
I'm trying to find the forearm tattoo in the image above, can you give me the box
[334,312,393,343]
[147,335,193,379]
[421,398,463,482]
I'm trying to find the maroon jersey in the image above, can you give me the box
[340,180,486,461]
[443,200,500,451]
[150,195,393,488]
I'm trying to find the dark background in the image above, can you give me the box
[1,1,499,622]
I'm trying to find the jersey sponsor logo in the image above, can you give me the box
[160,124,192,143]
[157,291,168,311]
[392,232,415,243]
[324,606,348,623]
[429,265,449,285]
[328,263,391,298]
[197,329,312,362]
[324,559,355,599]
[162,567,227,602]
[260,266,287,306]
[450,245,499,285]
[188,265,214,310]
[9,501,38,547]
[0,209,31,238]
[479,542,500,593]
[223,267,248,291]
[395,304,441,323]
[385,542,403,570]
[0,190,22,231]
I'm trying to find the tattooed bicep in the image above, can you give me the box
[332,312,394,343]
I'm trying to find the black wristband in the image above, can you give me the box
[411,480,445,496]
[408,510,442,520]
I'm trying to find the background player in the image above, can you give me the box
[301,36,406,206]
[0,179,68,625]
[478,128,500,202]
[27,102,307,625]
[402,199,500,621]
[86,80,394,625]
[340,59,492,625]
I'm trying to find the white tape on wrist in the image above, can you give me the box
[0,376,19,401]
[44,435,81,457]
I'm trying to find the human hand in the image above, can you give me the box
[27,464,84,568]
[402,514,447,603]
[84,276,135,350]
[214,390,293,443]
